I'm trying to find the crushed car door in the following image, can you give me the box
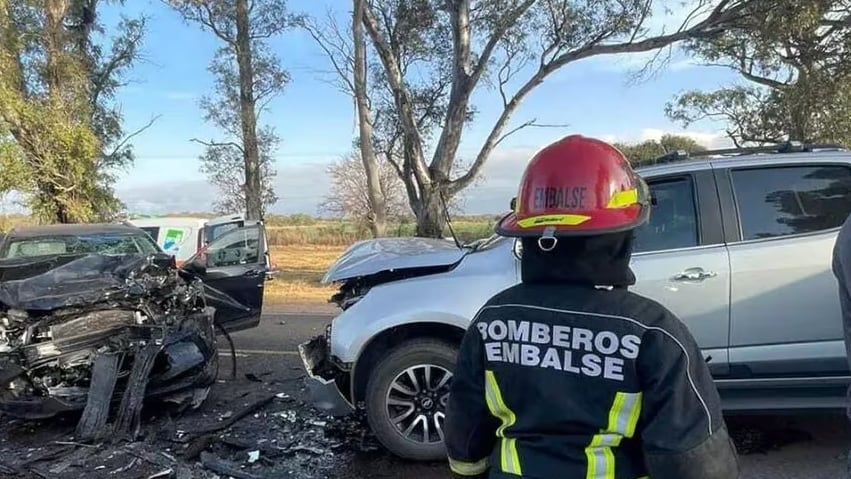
[188,224,268,333]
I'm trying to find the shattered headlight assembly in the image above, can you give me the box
[330,281,372,311]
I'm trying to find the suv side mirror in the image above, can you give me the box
[512,239,523,260]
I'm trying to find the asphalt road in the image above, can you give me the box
[231,310,851,479]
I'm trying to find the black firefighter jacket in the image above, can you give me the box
[444,282,739,479]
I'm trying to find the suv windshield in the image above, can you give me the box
[1,233,161,259]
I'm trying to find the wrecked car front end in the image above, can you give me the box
[0,253,217,438]
[299,237,472,416]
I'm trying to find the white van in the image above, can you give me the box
[127,214,258,265]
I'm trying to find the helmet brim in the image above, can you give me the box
[495,205,650,238]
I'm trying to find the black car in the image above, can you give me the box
[0,223,268,436]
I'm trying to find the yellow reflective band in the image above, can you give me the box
[516,214,591,228]
[585,392,643,479]
[607,188,638,209]
[484,371,523,476]
[448,457,489,476]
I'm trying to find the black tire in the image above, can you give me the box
[365,339,459,461]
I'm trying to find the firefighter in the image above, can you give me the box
[444,134,739,479]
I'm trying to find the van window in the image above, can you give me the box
[731,165,851,240]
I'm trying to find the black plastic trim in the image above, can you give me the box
[712,167,742,243]
[693,168,725,246]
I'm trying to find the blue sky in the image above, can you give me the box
[91,0,741,215]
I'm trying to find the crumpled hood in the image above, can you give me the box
[0,253,185,312]
[322,237,466,284]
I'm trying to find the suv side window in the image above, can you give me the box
[633,176,699,253]
[730,165,851,240]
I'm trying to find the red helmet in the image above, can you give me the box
[495,134,650,239]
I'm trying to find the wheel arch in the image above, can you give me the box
[350,321,465,406]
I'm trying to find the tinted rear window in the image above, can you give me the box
[731,165,851,240]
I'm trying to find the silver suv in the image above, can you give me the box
[299,143,851,461]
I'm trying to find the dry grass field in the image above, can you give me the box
[264,244,346,304]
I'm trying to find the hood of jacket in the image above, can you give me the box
[519,231,636,288]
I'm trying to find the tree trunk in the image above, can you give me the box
[44,0,70,96]
[353,0,386,237]
[415,188,446,238]
[235,0,263,221]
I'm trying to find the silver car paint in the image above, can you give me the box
[328,237,519,364]
[325,151,850,395]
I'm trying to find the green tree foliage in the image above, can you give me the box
[0,0,146,223]
[667,1,851,146]
[614,135,707,166]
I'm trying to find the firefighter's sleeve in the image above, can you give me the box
[636,317,740,479]
[444,320,499,478]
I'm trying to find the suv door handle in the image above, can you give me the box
[672,268,717,282]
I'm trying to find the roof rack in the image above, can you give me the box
[651,140,848,164]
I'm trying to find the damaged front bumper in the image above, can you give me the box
[0,308,217,420]
[298,334,354,417]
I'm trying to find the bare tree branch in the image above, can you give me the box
[102,115,161,163]
[200,3,235,44]
[191,137,245,153]
[629,0,654,43]
[493,120,571,149]
[300,12,356,95]
[470,0,537,83]
[91,17,147,110]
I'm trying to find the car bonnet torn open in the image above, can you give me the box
[0,252,218,441]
